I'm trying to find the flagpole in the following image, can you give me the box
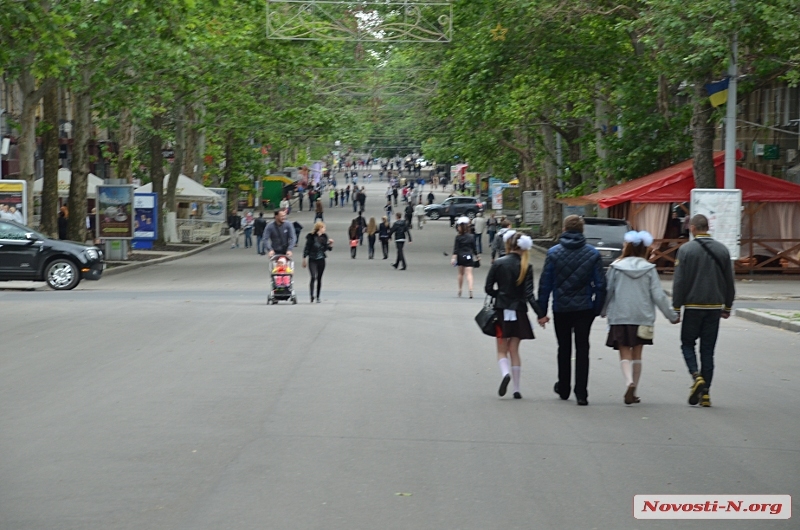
[724,4,738,189]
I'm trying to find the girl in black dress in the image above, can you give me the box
[485,233,548,398]
[451,217,479,298]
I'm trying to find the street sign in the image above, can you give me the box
[522,191,544,224]
[690,188,742,260]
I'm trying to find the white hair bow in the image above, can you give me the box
[517,235,533,251]
[624,230,654,247]
[503,229,517,242]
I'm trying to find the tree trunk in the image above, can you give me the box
[67,71,91,243]
[182,103,196,180]
[541,124,562,238]
[41,79,60,238]
[194,101,206,183]
[16,68,42,225]
[691,78,717,188]
[149,112,165,245]
[224,128,234,188]
[116,107,134,183]
[166,103,186,213]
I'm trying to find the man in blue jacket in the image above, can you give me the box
[538,215,607,406]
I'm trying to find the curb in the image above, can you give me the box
[103,236,230,277]
[735,308,800,333]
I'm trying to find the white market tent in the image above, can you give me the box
[135,174,220,203]
[33,168,104,198]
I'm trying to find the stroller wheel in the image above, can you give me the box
[292,296,297,305]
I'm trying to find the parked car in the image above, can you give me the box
[425,196,485,220]
[582,217,632,268]
[0,220,104,290]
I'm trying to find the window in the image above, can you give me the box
[0,222,28,241]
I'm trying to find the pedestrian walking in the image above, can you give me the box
[334,189,340,207]
[280,196,291,215]
[348,219,360,259]
[302,221,333,303]
[472,211,487,254]
[389,213,412,270]
[414,202,426,229]
[228,210,242,248]
[601,231,680,405]
[486,213,498,245]
[58,210,68,240]
[265,209,297,258]
[392,186,398,206]
[427,190,435,205]
[451,217,479,298]
[404,202,414,229]
[330,188,336,208]
[345,185,351,204]
[485,233,548,399]
[254,212,267,255]
[537,215,607,406]
[672,214,735,407]
[298,188,305,211]
[379,216,391,259]
[314,198,324,222]
[491,219,514,262]
[367,217,378,259]
[242,211,255,248]
[356,212,366,245]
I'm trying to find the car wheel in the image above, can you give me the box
[466,210,477,220]
[46,259,80,291]
[430,211,440,220]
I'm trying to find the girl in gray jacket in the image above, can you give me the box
[601,231,679,405]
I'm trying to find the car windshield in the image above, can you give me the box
[0,221,45,241]
[583,224,628,244]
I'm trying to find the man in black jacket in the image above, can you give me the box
[253,212,268,255]
[228,210,242,249]
[389,213,412,270]
[537,215,606,406]
[672,214,735,408]
[265,209,297,257]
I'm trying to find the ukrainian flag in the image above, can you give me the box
[705,78,729,108]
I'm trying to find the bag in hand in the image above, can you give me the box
[637,325,654,340]
[475,296,497,336]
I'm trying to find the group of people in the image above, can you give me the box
[484,214,735,409]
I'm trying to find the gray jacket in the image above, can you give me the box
[264,221,297,254]
[601,257,678,325]
[672,235,735,311]
[491,227,512,259]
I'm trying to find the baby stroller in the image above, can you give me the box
[267,255,297,305]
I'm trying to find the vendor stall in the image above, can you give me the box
[561,152,800,272]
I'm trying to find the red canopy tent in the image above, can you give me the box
[561,153,800,271]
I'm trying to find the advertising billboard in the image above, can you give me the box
[97,185,135,239]
[0,180,28,225]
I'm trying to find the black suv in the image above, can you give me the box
[0,220,104,290]
[425,196,485,220]
[582,217,631,268]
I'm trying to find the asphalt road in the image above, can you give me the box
[1,176,798,529]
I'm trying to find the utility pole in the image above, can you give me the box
[724,1,738,189]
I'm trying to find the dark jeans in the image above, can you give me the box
[299,197,304,211]
[244,227,253,248]
[394,241,406,269]
[488,230,496,245]
[553,309,596,400]
[368,234,376,258]
[475,233,483,254]
[681,309,721,389]
[380,238,389,258]
[309,259,325,299]
[350,245,357,259]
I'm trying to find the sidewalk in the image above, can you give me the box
[659,275,800,301]
[735,308,800,333]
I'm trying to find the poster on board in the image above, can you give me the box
[491,183,504,210]
[0,180,28,225]
[203,188,227,222]
[690,188,742,260]
[133,193,158,240]
[97,185,135,239]
[522,191,544,224]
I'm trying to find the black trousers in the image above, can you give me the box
[553,309,596,400]
[380,238,389,258]
[368,234,376,258]
[394,241,406,269]
[681,309,721,389]
[309,259,325,299]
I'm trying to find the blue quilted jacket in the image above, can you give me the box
[537,231,606,314]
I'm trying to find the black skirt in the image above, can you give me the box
[494,309,535,340]
[457,254,475,267]
[605,324,653,350]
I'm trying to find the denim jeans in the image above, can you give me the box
[244,227,253,248]
[475,233,483,254]
[680,309,721,389]
[256,234,265,254]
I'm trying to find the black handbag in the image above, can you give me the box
[475,296,497,336]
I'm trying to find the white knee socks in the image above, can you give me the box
[631,360,642,388]
[620,360,634,387]
[511,366,521,393]
[498,358,510,378]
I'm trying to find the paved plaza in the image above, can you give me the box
[1,177,798,529]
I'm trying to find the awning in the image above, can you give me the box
[33,169,104,198]
[136,175,220,203]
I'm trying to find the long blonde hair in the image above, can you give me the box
[508,233,529,286]
[367,217,377,235]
